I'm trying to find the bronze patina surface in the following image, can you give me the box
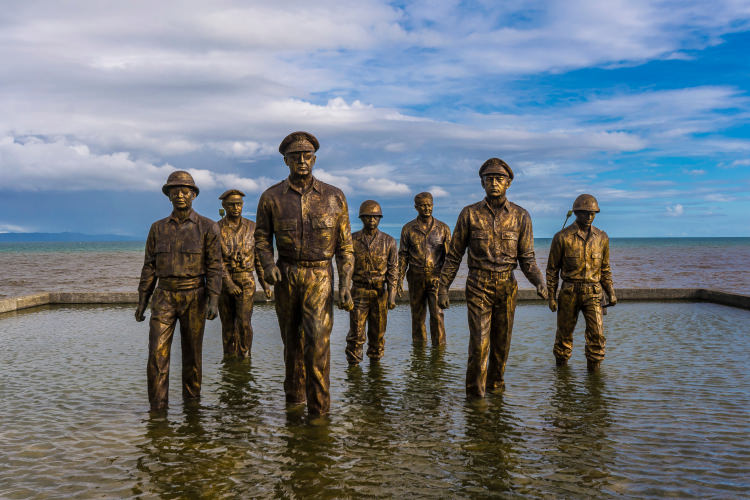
[136,170,223,411]
[439,158,548,398]
[254,131,354,416]
[397,192,451,345]
[345,200,398,364]
[217,189,272,359]
[547,194,616,372]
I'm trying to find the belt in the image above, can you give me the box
[230,269,253,276]
[562,280,600,292]
[353,280,385,290]
[279,259,330,268]
[157,276,205,291]
[469,268,513,280]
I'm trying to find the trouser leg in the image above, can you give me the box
[366,288,388,360]
[486,279,517,391]
[275,266,306,404]
[582,288,605,363]
[179,287,206,400]
[425,277,446,346]
[147,288,178,410]
[345,287,368,364]
[465,274,492,398]
[218,288,238,357]
[235,277,256,358]
[553,286,580,362]
[300,266,334,416]
[407,269,428,343]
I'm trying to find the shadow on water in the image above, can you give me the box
[541,367,617,496]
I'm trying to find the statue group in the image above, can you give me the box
[136,131,616,415]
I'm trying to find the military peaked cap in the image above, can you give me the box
[219,189,246,200]
[279,131,320,155]
[479,158,514,180]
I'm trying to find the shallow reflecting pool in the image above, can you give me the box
[1,302,749,498]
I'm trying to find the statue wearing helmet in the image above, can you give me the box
[136,170,223,411]
[546,194,617,372]
[345,200,398,364]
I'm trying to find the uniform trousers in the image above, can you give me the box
[406,267,446,345]
[465,270,517,398]
[345,285,388,364]
[553,281,606,362]
[147,286,207,410]
[274,260,334,416]
[218,272,256,358]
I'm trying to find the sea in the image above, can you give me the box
[1,237,749,298]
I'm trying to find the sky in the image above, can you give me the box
[1,0,750,238]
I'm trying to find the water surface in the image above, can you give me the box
[1,302,748,497]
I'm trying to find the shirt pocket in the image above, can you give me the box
[312,215,335,230]
[155,240,172,270]
[275,218,298,247]
[179,239,203,272]
[470,229,490,254]
[310,215,336,248]
[500,231,518,258]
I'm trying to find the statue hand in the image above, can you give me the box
[338,286,354,311]
[228,282,242,296]
[206,295,219,320]
[135,303,147,322]
[264,287,273,300]
[536,283,549,300]
[397,284,404,298]
[608,294,617,307]
[264,265,282,285]
[387,290,397,310]
[437,285,449,309]
[548,297,557,312]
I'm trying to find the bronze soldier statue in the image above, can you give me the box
[217,189,272,359]
[345,200,398,365]
[135,170,223,411]
[439,158,548,398]
[397,192,451,345]
[546,194,616,372]
[254,131,354,416]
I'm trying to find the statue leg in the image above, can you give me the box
[553,284,580,365]
[487,278,518,392]
[300,266,334,416]
[366,288,388,360]
[179,287,206,400]
[275,265,306,405]
[465,273,492,398]
[147,288,178,410]
[407,268,428,343]
[236,277,255,358]
[582,285,605,369]
[346,287,368,364]
[426,277,446,346]
[218,288,237,357]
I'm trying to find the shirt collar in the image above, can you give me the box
[573,221,596,240]
[283,176,321,195]
[168,209,198,224]
[482,196,508,215]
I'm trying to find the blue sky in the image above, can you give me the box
[1,0,749,238]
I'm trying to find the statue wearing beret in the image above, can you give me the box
[217,189,272,359]
[254,131,354,417]
[438,158,548,398]
[397,192,451,346]
[135,170,223,411]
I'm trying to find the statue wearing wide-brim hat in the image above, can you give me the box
[162,170,200,196]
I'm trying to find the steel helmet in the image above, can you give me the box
[572,194,600,212]
[359,200,383,217]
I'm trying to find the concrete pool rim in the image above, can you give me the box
[2,288,749,314]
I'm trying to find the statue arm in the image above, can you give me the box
[546,233,563,298]
[254,195,276,272]
[600,235,615,301]
[204,222,224,300]
[517,211,545,289]
[334,197,354,291]
[397,227,409,289]
[137,224,158,303]
[439,209,469,291]
[386,237,399,293]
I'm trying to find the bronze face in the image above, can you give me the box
[284,151,316,177]
[415,200,433,218]
[222,194,244,219]
[480,173,511,199]
[574,210,596,229]
[360,214,381,231]
[168,186,196,211]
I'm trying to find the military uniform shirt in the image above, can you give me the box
[441,198,544,287]
[398,217,451,277]
[218,216,265,287]
[546,222,614,294]
[352,229,398,290]
[138,209,223,297]
[255,177,354,270]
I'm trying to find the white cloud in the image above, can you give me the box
[666,204,685,216]
[705,193,735,202]
[730,159,750,167]
[314,168,353,193]
[363,177,410,196]
[685,169,706,175]
[428,186,449,197]
[0,223,31,233]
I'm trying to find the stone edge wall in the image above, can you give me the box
[2,288,749,314]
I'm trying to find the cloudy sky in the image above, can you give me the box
[1,0,749,238]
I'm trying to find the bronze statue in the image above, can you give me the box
[254,131,354,416]
[397,192,451,345]
[345,200,398,364]
[546,194,616,372]
[135,170,223,411]
[217,189,272,359]
[438,158,548,398]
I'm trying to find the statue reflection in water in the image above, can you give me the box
[545,368,615,495]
